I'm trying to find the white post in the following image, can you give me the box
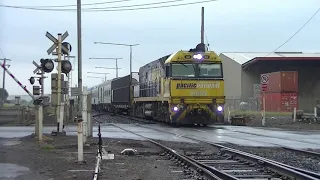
[38,105,43,141]
[314,107,317,123]
[35,107,39,136]
[82,86,88,143]
[87,92,92,137]
[77,120,83,162]
[262,92,266,126]
[293,107,296,122]
[87,111,92,137]
[59,102,64,133]
[227,107,231,124]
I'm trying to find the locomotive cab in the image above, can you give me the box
[163,44,225,125]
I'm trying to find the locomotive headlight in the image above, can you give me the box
[217,106,223,112]
[173,106,179,112]
[193,53,203,60]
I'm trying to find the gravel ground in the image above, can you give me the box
[92,112,153,125]
[242,115,320,130]
[99,138,202,180]
[0,134,98,180]
[220,143,320,174]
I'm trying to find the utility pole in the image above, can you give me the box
[77,0,83,117]
[0,58,11,105]
[89,57,122,78]
[201,7,204,44]
[87,72,110,81]
[93,42,139,106]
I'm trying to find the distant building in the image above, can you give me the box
[220,52,320,111]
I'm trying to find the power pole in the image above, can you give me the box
[201,7,204,44]
[89,57,122,78]
[0,58,11,105]
[77,0,83,117]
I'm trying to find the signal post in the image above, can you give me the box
[30,59,55,141]
[46,31,72,135]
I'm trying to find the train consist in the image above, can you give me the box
[89,43,225,126]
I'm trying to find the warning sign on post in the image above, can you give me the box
[260,74,269,92]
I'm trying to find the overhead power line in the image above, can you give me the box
[0,0,216,12]
[12,0,135,8]
[265,7,320,57]
[3,0,187,10]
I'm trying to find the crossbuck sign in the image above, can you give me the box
[46,31,69,55]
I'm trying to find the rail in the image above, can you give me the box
[135,124,320,180]
[111,124,223,180]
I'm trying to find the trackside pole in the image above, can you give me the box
[262,92,266,126]
[82,86,88,143]
[59,102,65,133]
[227,107,231,124]
[293,107,296,122]
[77,119,84,162]
[87,92,93,137]
[314,107,317,123]
[38,105,43,141]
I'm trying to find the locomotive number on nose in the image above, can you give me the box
[190,91,208,96]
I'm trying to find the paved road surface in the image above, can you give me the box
[0,124,319,149]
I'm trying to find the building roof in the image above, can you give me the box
[221,52,320,65]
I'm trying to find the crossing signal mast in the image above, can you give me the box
[45,31,73,135]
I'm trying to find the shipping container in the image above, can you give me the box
[261,71,298,93]
[261,92,298,112]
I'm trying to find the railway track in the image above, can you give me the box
[115,114,320,158]
[109,123,320,180]
[282,147,320,158]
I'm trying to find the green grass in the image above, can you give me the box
[41,144,54,150]
[230,110,292,117]
[2,103,16,108]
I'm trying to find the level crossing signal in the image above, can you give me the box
[29,77,35,85]
[40,59,55,73]
[61,60,72,74]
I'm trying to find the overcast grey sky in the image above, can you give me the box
[0,0,319,96]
